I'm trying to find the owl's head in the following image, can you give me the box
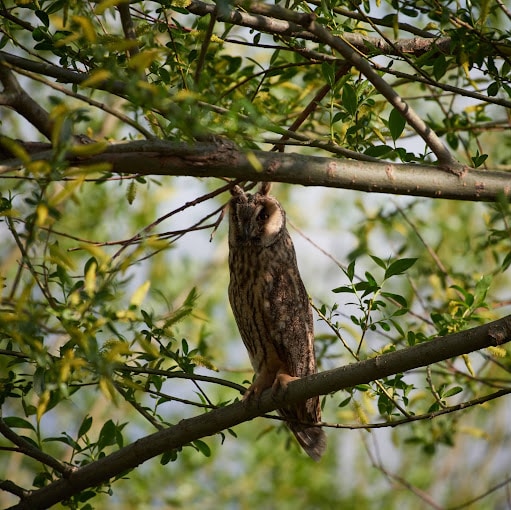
[228,183,285,247]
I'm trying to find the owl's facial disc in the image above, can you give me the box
[229,190,284,246]
[259,200,284,246]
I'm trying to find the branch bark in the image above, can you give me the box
[8,314,511,510]
[1,140,509,202]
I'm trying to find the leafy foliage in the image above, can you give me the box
[1,0,511,509]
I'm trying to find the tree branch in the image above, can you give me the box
[0,419,72,477]
[187,0,452,56]
[242,3,459,170]
[0,61,53,140]
[1,140,509,202]
[8,314,511,510]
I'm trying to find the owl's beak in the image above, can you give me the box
[241,224,252,241]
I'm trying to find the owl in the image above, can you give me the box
[228,182,326,461]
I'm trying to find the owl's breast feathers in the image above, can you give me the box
[229,235,314,377]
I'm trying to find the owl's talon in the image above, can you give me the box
[271,373,299,395]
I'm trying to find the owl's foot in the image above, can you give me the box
[242,370,275,401]
[271,372,299,394]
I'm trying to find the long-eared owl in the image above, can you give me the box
[228,182,326,461]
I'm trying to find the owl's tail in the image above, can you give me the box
[278,404,327,462]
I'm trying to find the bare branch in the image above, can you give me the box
[118,2,140,58]
[0,51,126,96]
[0,480,31,499]
[0,61,53,139]
[1,140,508,202]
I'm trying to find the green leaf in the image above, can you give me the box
[388,108,406,141]
[321,62,336,86]
[381,291,408,308]
[338,396,352,407]
[471,152,488,168]
[44,434,80,449]
[193,439,211,457]
[161,450,178,465]
[35,10,50,28]
[332,285,355,293]
[443,386,463,398]
[97,420,117,451]
[78,415,93,438]
[433,54,448,80]
[370,255,387,270]
[473,275,492,309]
[384,258,417,279]
[364,145,393,158]
[346,259,356,281]
[342,83,358,116]
[487,81,499,97]
[3,417,35,431]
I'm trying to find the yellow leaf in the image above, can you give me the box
[69,141,108,157]
[172,0,191,7]
[94,0,124,15]
[79,244,110,268]
[81,69,112,88]
[26,160,51,176]
[145,235,170,251]
[72,16,97,43]
[0,137,31,164]
[128,50,160,72]
[174,89,197,102]
[36,204,49,227]
[116,309,137,320]
[99,377,117,401]
[246,151,263,172]
[210,34,224,44]
[84,260,97,297]
[54,31,81,47]
[127,180,137,204]
[138,337,160,359]
[460,426,489,440]
[105,40,140,52]
[130,280,150,307]
[49,242,76,270]
[462,354,475,376]
[59,349,86,382]
[37,391,50,422]
[103,339,131,361]
[65,162,113,176]
[487,345,507,358]
[50,177,85,207]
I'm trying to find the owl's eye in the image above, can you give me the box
[257,209,269,221]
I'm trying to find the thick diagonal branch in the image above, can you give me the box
[8,314,511,510]
[240,3,460,171]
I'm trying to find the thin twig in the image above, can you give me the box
[0,418,72,476]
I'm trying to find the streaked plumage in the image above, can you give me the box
[228,183,326,461]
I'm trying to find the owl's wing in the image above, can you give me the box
[270,261,316,380]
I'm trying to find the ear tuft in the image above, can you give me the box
[259,182,272,196]
[230,184,244,197]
